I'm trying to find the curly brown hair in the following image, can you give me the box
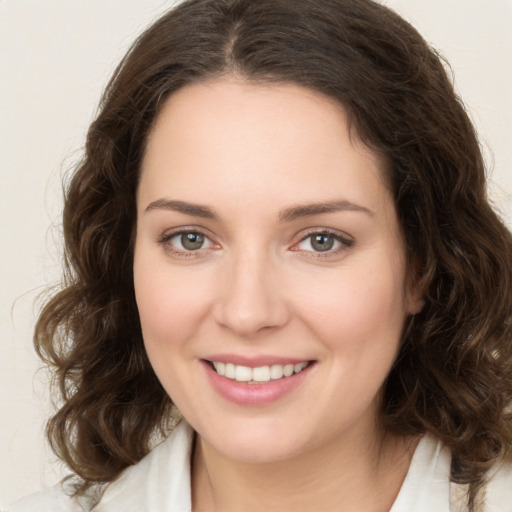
[35,0,512,509]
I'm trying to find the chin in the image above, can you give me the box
[194,414,317,464]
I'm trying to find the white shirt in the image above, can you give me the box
[6,421,512,512]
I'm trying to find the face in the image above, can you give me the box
[134,78,422,464]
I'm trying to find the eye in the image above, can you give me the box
[160,230,215,254]
[305,233,337,252]
[175,232,207,251]
[294,230,353,254]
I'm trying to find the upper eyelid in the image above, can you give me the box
[159,225,215,241]
[296,227,353,242]
[158,228,218,258]
[289,228,354,257]
[157,226,353,249]
[157,228,217,253]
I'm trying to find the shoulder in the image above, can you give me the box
[4,480,85,512]
[5,420,194,512]
[485,458,512,511]
[392,435,512,512]
[93,419,193,511]
[449,454,512,512]
[391,434,452,512]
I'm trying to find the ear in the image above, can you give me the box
[406,286,425,315]
[405,260,425,315]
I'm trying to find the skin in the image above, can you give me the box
[134,78,424,511]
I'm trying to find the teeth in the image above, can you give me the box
[212,361,310,383]
[270,365,284,379]
[213,362,225,375]
[252,366,271,382]
[235,365,252,382]
[225,363,235,379]
[283,364,294,377]
[294,362,308,373]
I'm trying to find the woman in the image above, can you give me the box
[7,0,512,510]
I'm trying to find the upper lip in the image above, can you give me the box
[202,354,313,367]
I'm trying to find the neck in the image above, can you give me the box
[191,423,418,512]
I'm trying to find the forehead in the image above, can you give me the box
[139,78,390,216]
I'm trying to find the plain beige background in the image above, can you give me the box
[1,0,511,506]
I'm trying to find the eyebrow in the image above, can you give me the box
[144,199,218,219]
[144,198,373,221]
[278,200,374,222]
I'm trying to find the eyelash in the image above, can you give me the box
[158,228,216,258]
[158,228,353,258]
[292,229,354,258]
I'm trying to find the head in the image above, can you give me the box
[133,76,425,466]
[36,0,512,503]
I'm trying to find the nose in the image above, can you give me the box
[213,249,291,337]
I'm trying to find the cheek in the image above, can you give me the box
[294,261,408,352]
[133,261,213,405]
[133,258,212,353]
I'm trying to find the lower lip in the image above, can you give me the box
[202,360,313,406]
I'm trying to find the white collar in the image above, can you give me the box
[390,434,451,512]
[87,423,452,512]
[90,420,193,512]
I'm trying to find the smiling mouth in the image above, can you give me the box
[207,361,312,384]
